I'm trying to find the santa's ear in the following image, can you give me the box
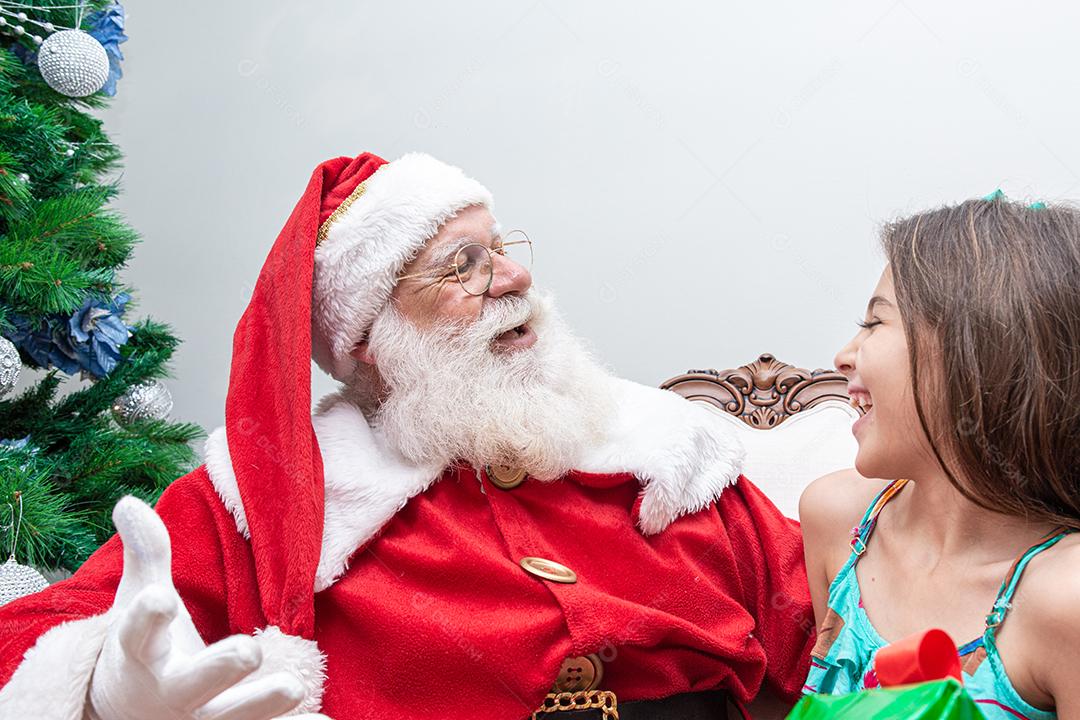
[349,335,375,365]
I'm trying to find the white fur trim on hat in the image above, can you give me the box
[311,152,494,381]
[250,626,328,714]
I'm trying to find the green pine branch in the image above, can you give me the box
[0,2,204,572]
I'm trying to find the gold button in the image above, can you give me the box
[487,464,527,490]
[553,653,604,692]
[520,556,577,584]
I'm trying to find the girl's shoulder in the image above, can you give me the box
[1001,531,1080,711]
[799,468,890,542]
[799,469,892,588]
[1014,530,1080,629]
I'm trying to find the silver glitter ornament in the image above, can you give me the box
[0,336,19,397]
[0,556,48,605]
[112,380,174,425]
[37,29,109,97]
[0,495,49,606]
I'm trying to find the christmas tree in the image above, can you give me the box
[0,1,201,575]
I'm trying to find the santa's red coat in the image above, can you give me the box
[0,379,812,716]
[0,385,815,719]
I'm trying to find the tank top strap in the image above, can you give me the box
[848,478,910,558]
[985,527,1075,639]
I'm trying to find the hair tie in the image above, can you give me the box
[981,189,1046,209]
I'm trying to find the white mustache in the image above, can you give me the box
[436,293,538,341]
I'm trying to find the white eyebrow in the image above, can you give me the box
[421,218,505,274]
[424,242,464,273]
[423,222,503,272]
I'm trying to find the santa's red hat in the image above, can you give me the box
[224,151,493,638]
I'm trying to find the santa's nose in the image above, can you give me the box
[487,252,532,297]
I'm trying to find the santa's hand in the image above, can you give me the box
[88,497,327,720]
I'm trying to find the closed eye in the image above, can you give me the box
[856,319,882,330]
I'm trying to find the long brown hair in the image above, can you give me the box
[882,195,1080,528]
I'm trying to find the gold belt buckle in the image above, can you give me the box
[532,690,619,719]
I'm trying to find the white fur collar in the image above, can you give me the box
[204,377,744,591]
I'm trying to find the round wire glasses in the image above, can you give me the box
[398,230,533,296]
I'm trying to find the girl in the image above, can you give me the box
[800,194,1080,719]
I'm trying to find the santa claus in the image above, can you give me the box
[0,152,813,719]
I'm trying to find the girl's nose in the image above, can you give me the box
[834,336,857,378]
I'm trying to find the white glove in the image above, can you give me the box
[88,496,329,720]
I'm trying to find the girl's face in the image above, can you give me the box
[834,266,937,480]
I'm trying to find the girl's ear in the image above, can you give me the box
[349,337,375,365]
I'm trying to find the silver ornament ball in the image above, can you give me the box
[112,380,174,425]
[0,556,49,606]
[0,336,19,398]
[37,29,109,98]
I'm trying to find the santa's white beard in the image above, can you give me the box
[355,290,614,480]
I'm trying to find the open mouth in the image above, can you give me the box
[849,390,874,436]
[492,322,537,351]
[849,392,874,413]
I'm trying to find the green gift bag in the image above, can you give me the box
[786,679,985,719]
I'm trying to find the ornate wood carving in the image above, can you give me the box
[660,353,860,430]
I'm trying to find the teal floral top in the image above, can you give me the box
[804,479,1070,720]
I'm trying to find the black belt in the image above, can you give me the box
[534,689,729,720]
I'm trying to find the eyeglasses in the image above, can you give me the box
[397,230,533,296]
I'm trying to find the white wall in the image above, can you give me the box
[94,0,1080,432]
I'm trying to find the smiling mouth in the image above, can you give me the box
[849,393,874,412]
[849,390,875,437]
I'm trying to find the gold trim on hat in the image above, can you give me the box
[316,180,369,246]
